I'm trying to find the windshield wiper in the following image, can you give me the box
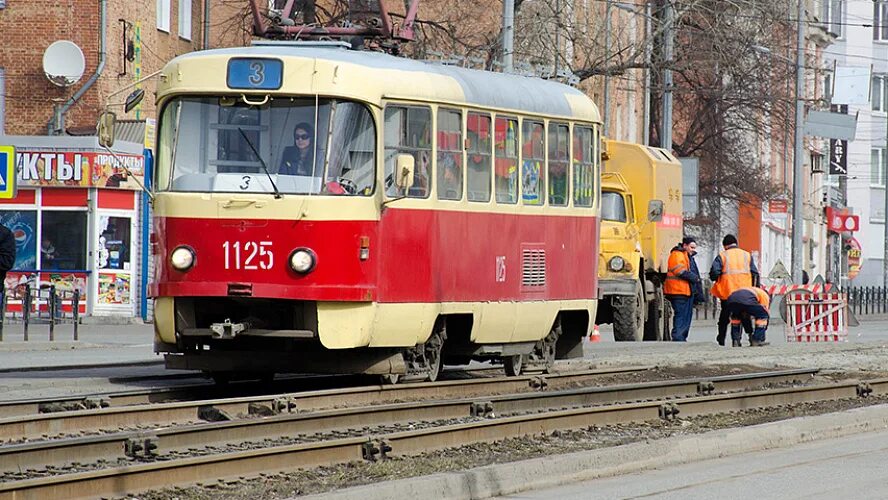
[238,127,282,199]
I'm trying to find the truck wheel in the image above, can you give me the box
[613,280,645,341]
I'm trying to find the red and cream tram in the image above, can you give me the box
[149,41,602,382]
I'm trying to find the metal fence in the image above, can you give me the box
[844,286,888,317]
[1,284,80,342]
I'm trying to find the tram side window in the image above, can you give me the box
[467,112,492,202]
[573,126,595,207]
[494,117,519,204]
[437,108,464,201]
[548,122,569,206]
[384,105,432,198]
[522,120,545,206]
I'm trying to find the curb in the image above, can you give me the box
[307,404,888,500]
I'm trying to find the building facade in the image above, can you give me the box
[820,0,888,286]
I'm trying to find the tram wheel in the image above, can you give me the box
[504,354,524,377]
[380,374,400,384]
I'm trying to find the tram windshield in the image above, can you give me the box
[155,97,376,196]
[600,191,627,222]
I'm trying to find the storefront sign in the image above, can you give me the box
[847,237,862,280]
[768,199,788,214]
[15,150,144,189]
[825,206,859,233]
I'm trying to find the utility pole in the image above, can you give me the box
[791,0,805,283]
[603,0,611,136]
[884,99,888,286]
[660,0,673,151]
[502,0,514,73]
[643,0,652,145]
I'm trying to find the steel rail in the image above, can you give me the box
[0,365,603,419]
[2,374,883,500]
[0,366,651,441]
[0,368,817,473]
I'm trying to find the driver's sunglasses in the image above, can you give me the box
[295,134,310,140]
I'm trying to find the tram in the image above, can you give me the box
[146,41,602,382]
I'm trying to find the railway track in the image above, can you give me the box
[0,364,559,419]
[0,367,842,499]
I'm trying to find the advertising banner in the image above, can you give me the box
[14,150,144,189]
[98,272,132,305]
[0,210,36,269]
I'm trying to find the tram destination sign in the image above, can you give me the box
[227,58,283,90]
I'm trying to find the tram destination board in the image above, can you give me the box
[227,58,283,90]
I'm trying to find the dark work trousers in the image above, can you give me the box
[728,303,770,342]
[667,295,694,342]
[716,299,752,345]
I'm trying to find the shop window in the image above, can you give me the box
[98,216,131,270]
[41,212,87,271]
[0,210,37,269]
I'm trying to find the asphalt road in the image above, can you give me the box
[496,429,888,500]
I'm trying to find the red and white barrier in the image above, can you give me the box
[784,292,848,342]
[764,283,833,296]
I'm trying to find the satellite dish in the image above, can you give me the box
[43,40,86,87]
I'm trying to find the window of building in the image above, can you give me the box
[495,117,519,204]
[875,1,888,41]
[98,216,132,270]
[41,211,88,271]
[157,0,171,32]
[467,112,491,202]
[872,75,888,112]
[822,73,833,107]
[179,0,192,40]
[522,120,545,205]
[384,105,431,198]
[437,108,463,201]
[572,126,596,207]
[872,147,887,187]
[547,123,569,206]
[823,0,843,38]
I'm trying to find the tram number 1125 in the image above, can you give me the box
[222,241,274,270]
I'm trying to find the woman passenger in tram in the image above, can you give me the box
[278,123,316,176]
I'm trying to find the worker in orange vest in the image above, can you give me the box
[664,236,701,341]
[724,287,771,346]
[709,234,759,346]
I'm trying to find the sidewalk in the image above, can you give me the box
[0,322,158,371]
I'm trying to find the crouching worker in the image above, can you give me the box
[724,287,771,347]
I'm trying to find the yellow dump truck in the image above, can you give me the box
[596,140,684,341]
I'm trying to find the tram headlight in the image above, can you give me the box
[289,248,317,274]
[170,245,195,272]
[608,256,625,272]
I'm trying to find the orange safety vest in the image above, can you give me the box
[711,247,752,300]
[738,286,771,310]
[664,249,691,296]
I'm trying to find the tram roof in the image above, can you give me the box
[168,42,600,122]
